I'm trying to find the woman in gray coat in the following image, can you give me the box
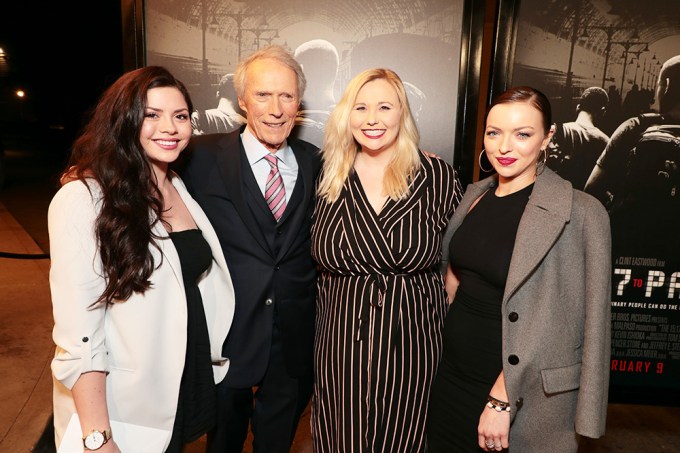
[427,86,611,452]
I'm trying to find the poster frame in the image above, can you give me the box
[119,0,487,185]
[489,0,680,407]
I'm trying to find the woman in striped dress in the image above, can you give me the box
[311,68,463,452]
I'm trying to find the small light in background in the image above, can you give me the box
[16,89,26,98]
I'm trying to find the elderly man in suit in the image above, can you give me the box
[180,45,320,453]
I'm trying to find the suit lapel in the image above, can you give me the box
[151,218,184,293]
[278,172,303,224]
[275,140,314,260]
[241,157,274,221]
[215,133,272,256]
[503,169,572,302]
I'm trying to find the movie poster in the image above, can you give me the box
[506,0,680,401]
[141,0,465,163]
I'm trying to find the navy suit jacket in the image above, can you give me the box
[180,129,321,387]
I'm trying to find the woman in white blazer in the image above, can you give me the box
[49,66,235,452]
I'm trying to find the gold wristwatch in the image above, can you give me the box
[82,428,112,450]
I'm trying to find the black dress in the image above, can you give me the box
[165,229,217,452]
[427,183,533,452]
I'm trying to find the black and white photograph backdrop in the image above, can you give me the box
[129,0,482,168]
[491,0,680,404]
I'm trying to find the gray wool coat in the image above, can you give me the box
[441,167,611,452]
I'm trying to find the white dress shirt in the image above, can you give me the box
[241,127,298,203]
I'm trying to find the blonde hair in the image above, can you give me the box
[317,68,421,202]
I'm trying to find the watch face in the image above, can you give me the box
[84,430,105,449]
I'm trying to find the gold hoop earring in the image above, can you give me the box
[478,149,493,173]
[536,148,547,176]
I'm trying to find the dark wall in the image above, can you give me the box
[0,2,125,155]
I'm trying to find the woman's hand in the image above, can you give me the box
[444,265,459,304]
[479,371,510,450]
[478,405,510,451]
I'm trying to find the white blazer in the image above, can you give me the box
[49,176,235,450]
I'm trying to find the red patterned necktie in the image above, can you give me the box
[264,153,286,221]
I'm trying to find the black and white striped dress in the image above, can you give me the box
[311,152,462,452]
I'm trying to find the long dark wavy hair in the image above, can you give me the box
[63,66,193,305]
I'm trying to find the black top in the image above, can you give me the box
[166,229,216,451]
[450,183,534,300]
[428,183,533,452]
